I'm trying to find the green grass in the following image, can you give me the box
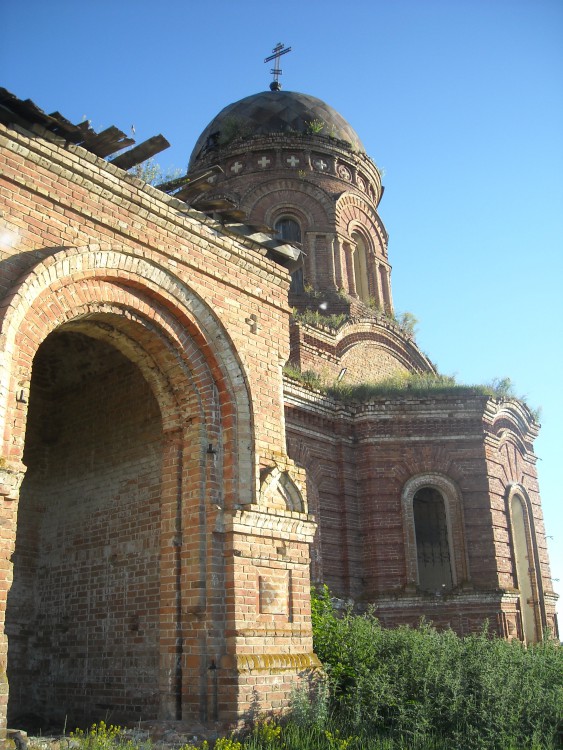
[290,305,417,337]
[47,598,559,750]
[52,712,560,750]
[283,365,541,420]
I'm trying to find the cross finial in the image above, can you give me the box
[264,42,292,91]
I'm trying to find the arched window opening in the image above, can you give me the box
[275,217,304,293]
[275,217,301,244]
[511,494,538,643]
[413,487,453,593]
[351,232,370,303]
[379,264,391,312]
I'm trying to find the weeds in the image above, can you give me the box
[55,599,558,750]
[306,119,326,134]
[283,363,541,418]
[291,308,349,330]
[283,362,324,389]
[310,586,563,750]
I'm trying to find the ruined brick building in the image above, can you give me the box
[0,82,558,732]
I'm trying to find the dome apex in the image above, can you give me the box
[189,90,364,168]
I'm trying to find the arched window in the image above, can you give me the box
[275,217,301,244]
[275,217,304,293]
[351,232,370,303]
[413,487,453,592]
[401,474,468,594]
[510,492,539,643]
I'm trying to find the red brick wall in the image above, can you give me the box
[0,122,318,730]
[285,383,557,637]
[7,334,162,726]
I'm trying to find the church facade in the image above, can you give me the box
[0,83,558,732]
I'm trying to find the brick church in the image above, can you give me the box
[0,76,558,732]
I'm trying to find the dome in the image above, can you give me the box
[189,90,365,168]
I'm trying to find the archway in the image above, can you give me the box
[7,328,166,728]
[401,473,469,592]
[0,245,258,731]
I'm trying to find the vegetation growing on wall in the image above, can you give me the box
[291,308,350,330]
[56,596,562,749]
[283,366,541,420]
[291,293,418,339]
[128,158,184,186]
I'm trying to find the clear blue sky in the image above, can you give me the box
[3,0,562,622]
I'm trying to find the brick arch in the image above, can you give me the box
[334,320,435,377]
[269,206,310,234]
[497,430,530,460]
[392,443,465,488]
[401,473,470,589]
[57,309,193,426]
[505,483,546,640]
[490,401,536,445]
[336,193,388,256]
[0,244,254,508]
[241,179,334,229]
[0,244,260,724]
[347,220,376,256]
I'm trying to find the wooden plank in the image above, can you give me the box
[223,222,275,237]
[110,134,170,170]
[83,126,135,157]
[0,103,34,130]
[195,197,237,211]
[212,208,248,222]
[0,87,174,166]
[162,165,223,199]
[173,183,210,202]
[47,111,90,143]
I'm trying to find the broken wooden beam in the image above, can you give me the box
[110,134,170,170]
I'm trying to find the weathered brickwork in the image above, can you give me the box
[0,120,318,730]
[289,320,433,384]
[285,382,558,638]
[0,84,557,735]
[8,336,163,724]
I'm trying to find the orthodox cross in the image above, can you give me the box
[264,43,292,90]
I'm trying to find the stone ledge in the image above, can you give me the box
[221,652,321,673]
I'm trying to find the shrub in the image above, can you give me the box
[311,586,563,749]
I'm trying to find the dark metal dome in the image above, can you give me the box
[189,90,365,167]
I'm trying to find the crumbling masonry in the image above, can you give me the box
[0,85,557,731]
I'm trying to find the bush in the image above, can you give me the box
[311,586,563,749]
